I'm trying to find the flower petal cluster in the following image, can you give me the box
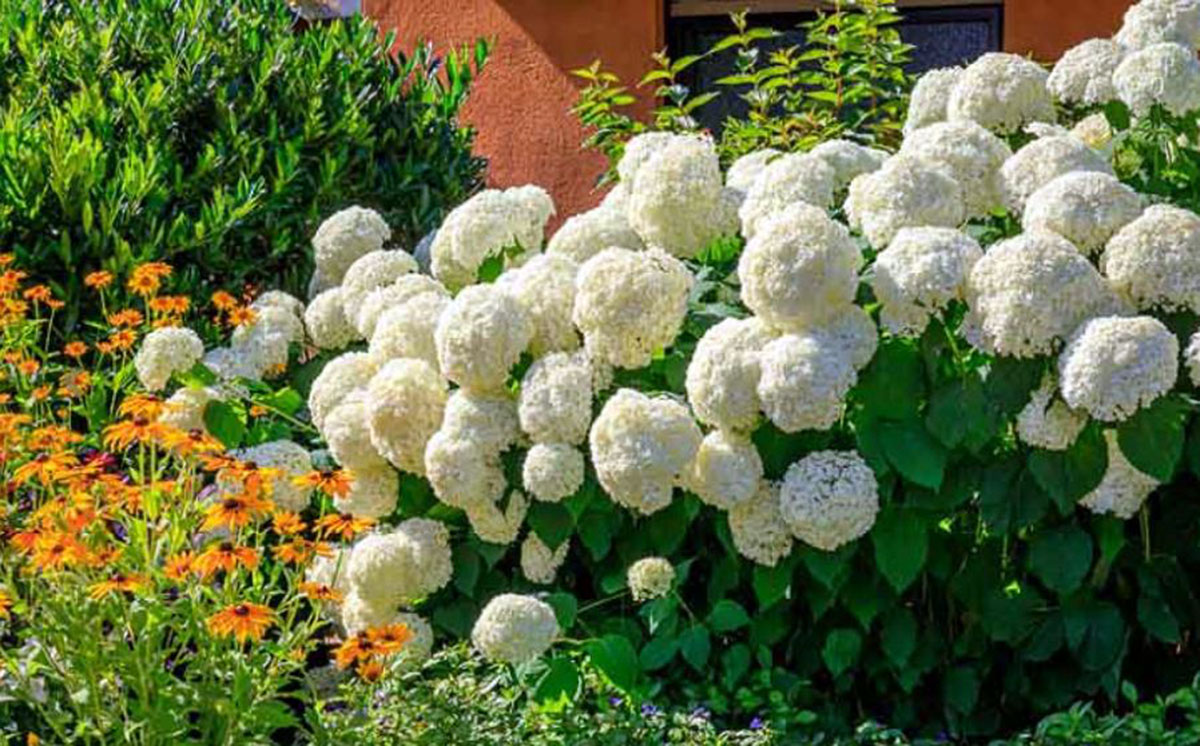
[737,153,836,240]
[522,442,584,502]
[685,317,776,432]
[346,518,453,607]
[430,185,555,290]
[365,358,448,475]
[870,227,983,335]
[518,351,596,445]
[903,66,962,134]
[1080,431,1160,519]
[1113,42,1200,116]
[627,557,675,601]
[135,327,204,391]
[1115,0,1200,51]
[757,332,857,434]
[1001,135,1114,213]
[435,284,533,393]
[1102,204,1200,312]
[687,429,763,509]
[340,250,419,313]
[311,206,391,293]
[368,291,449,368]
[899,121,1011,217]
[1048,38,1125,105]
[779,451,879,552]
[1023,172,1143,255]
[727,480,793,566]
[946,52,1055,134]
[546,204,643,264]
[808,139,887,191]
[308,352,378,431]
[232,440,313,512]
[520,534,570,585]
[1058,315,1179,422]
[497,253,580,356]
[471,593,558,664]
[1015,375,1088,451]
[335,465,399,519]
[305,287,357,350]
[846,155,965,249]
[627,134,726,257]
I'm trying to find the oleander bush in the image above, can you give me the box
[0,0,486,328]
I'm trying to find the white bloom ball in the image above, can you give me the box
[626,557,675,601]
[1015,374,1088,451]
[546,205,644,264]
[471,593,558,664]
[435,284,533,393]
[346,518,453,607]
[870,227,983,336]
[334,465,399,519]
[203,346,265,383]
[368,292,449,368]
[965,231,1120,358]
[230,305,303,372]
[845,155,965,249]
[522,443,584,502]
[589,389,702,515]
[340,250,419,312]
[738,203,863,327]
[158,385,219,433]
[365,359,448,475]
[312,206,391,286]
[339,591,393,634]
[573,248,693,370]
[307,352,378,431]
[757,332,857,433]
[1001,135,1114,214]
[518,351,595,445]
[430,185,555,290]
[780,451,879,552]
[813,305,879,371]
[465,490,529,545]
[1072,113,1116,155]
[1058,315,1178,422]
[728,480,793,566]
[617,132,679,184]
[1023,172,1143,255]
[737,153,837,240]
[685,317,775,432]
[899,121,1012,217]
[1102,204,1200,313]
[725,148,781,195]
[440,389,521,453]
[687,429,763,509]
[1115,0,1200,51]
[323,391,389,471]
[808,140,887,191]
[424,430,506,509]
[232,440,313,512]
[304,287,358,350]
[946,52,1055,134]
[134,327,204,392]
[1048,38,1124,105]
[1186,331,1200,386]
[1080,430,1160,519]
[904,66,962,134]
[520,534,570,585]
[1114,42,1200,116]
[497,253,580,356]
[355,274,449,340]
[627,134,724,258]
[251,290,305,319]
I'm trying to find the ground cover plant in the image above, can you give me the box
[9,0,1200,742]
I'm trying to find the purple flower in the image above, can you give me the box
[641,703,660,716]
[749,716,765,730]
[609,696,623,707]
[691,706,711,720]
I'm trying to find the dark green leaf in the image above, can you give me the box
[822,628,862,677]
[872,506,928,593]
[639,635,679,671]
[881,608,917,667]
[546,592,578,631]
[203,400,245,449]
[679,625,711,671]
[752,561,793,610]
[1028,525,1093,595]
[1028,422,1108,513]
[527,501,574,549]
[879,420,947,490]
[855,338,924,420]
[534,658,581,706]
[708,599,751,633]
[1118,396,1187,482]
[585,635,639,693]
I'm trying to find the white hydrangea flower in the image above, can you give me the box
[231,305,304,371]
[440,389,521,454]
[617,132,679,184]
[1023,172,1143,255]
[904,66,962,134]
[306,546,353,600]
[365,359,448,475]
[1079,430,1160,519]
[430,185,555,290]
[627,134,724,258]
[367,292,449,368]
[1000,135,1114,214]
[728,480,793,566]
[725,148,781,196]
[354,274,449,340]
[965,231,1120,358]
[520,534,570,585]
[1048,38,1124,105]
[812,305,880,372]
[465,490,529,545]
[1016,374,1088,451]
[1115,0,1200,51]
[334,465,399,519]
[738,203,863,327]
[497,253,580,356]
[757,332,857,433]
[471,593,558,664]
[304,287,358,350]
[518,351,595,445]
[312,206,391,287]
[1186,331,1200,386]
[339,250,419,312]
[626,557,675,601]
[1113,42,1200,116]
[202,346,264,383]
[424,430,506,509]
[573,248,693,370]
[845,155,965,249]
[323,390,389,471]
[1072,114,1117,159]
[870,227,983,336]
[339,591,394,634]
[780,451,879,552]
[231,439,313,512]
[134,327,204,392]
[737,153,837,240]
[589,389,702,515]
[714,186,743,239]
[522,443,584,502]
[899,121,1012,217]
[1058,315,1178,422]
[1103,204,1200,312]
[687,429,763,509]
[346,518,453,607]
[158,385,219,433]
[946,52,1055,134]
[808,139,887,191]
[251,290,305,319]
[685,317,775,432]
[307,352,378,431]
[435,284,533,393]
[546,205,644,264]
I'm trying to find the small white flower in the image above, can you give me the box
[471,593,558,664]
[627,557,675,601]
[779,451,879,552]
[1058,315,1178,422]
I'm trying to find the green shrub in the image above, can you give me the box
[0,0,486,327]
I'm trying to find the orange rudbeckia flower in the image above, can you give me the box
[88,572,148,599]
[293,469,353,498]
[207,602,273,643]
[314,512,375,541]
[194,542,259,578]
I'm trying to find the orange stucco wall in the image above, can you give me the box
[363,0,663,223]
[1003,0,1129,60]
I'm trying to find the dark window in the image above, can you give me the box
[668,4,1002,133]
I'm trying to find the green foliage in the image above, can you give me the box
[570,1,912,179]
[0,0,487,327]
